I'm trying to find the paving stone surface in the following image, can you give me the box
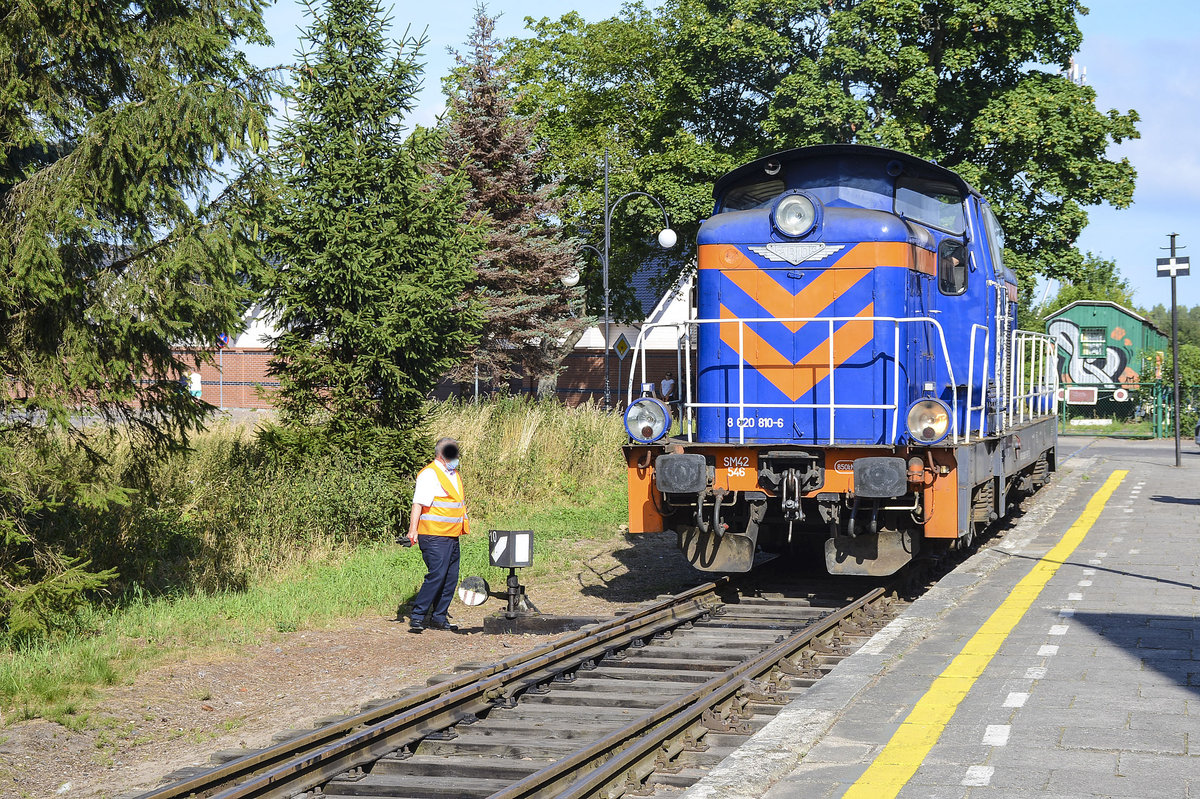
[681,438,1198,799]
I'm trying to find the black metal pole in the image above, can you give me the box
[1170,233,1181,467]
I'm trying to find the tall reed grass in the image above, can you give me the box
[427,396,626,511]
[0,398,630,721]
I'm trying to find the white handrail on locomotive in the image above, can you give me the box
[633,314,960,443]
[1010,330,1058,425]
[964,323,990,444]
[627,317,1057,446]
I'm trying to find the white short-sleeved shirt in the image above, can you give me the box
[413,461,462,507]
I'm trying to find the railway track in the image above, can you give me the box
[138,569,904,799]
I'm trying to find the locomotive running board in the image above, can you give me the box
[678,528,757,573]
[824,530,918,576]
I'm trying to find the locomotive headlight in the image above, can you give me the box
[624,397,671,443]
[906,398,951,445]
[772,193,817,237]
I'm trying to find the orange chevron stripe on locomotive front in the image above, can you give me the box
[699,242,934,275]
[721,265,870,332]
[718,303,876,402]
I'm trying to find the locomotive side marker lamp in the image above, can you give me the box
[906,398,951,444]
[625,396,672,444]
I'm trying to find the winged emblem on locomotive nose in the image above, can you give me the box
[748,243,845,265]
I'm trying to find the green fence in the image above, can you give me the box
[1058,382,1200,438]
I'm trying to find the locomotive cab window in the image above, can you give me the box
[894,178,966,234]
[719,178,786,212]
[938,239,968,295]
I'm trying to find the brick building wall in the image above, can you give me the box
[435,349,688,408]
[174,348,277,409]
[182,347,689,410]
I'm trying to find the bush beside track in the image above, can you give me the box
[0,398,627,725]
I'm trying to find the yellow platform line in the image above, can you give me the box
[842,469,1129,798]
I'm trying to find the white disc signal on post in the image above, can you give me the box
[1113,388,1130,402]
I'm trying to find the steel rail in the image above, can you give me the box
[137,579,727,799]
[489,585,888,799]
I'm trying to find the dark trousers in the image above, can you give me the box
[410,534,460,625]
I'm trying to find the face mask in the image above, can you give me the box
[445,458,460,471]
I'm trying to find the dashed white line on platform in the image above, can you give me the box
[1025,667,1047,679]
[1038,645,1059,656]
[1078,580,1092,586]
[1049,625,1069,635]
[1059,608,1075,618]
[1130,549,1141,554]
[1068,592,1083,601]
[1088,559,1103,565]
[982,725,1011,746]
[1004,692,1029,708]
[962,766,995,787]
[1082,568,1096,575]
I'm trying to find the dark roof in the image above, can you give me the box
[628,250,678,318]
[712,144,981,201]
[1046,300,1167,337]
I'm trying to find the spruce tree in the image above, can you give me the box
[443,6,584,393]
[266,0,480,467]
[0,0,275,635]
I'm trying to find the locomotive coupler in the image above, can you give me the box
[780,468,804,522]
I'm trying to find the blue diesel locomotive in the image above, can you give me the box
[623,145,1058,576]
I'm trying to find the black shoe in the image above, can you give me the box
[427,620,458,632]
[408,620,424,633]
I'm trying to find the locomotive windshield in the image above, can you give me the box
[720,178,786,211]
[894,177,966,234]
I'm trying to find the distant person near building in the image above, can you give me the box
[406,438,469,633]
[659,371,676,404]
[188,372,203,399]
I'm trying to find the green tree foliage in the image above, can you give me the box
[442,6,585,391]
[1027,253,1135,329]
[265,0,480,470]
[1138,343,1200,435]
[1143,304,1200,349]
[509,0,1139,311]
[0,0,275,636]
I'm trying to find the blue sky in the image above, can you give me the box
[245,1,1200,312]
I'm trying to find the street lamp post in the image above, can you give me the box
[582,149,676,411]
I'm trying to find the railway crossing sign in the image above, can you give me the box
[1157,256,1190,277]
[612,333,631,361]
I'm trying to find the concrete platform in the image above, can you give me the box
[682,438,1199,799]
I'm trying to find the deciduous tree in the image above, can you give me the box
[1029,253,1136,330]
[509,0,1139,308]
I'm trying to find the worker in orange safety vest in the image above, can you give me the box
[406,437,469,633]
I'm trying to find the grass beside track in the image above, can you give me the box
[0,398,627,726]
